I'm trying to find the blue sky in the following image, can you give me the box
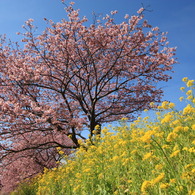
[0,0,194,111]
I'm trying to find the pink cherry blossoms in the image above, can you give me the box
[0,1,176,193]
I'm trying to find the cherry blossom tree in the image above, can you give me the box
[0,1,176,192]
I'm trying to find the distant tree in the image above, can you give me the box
[0,1,176,192]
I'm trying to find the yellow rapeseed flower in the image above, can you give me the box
[188,147,195,153]
[142,152,153,161]
[183,126,189,132]
[186,90,193,95]
[127,180,132,183]
[179,96,184,101]
[161,101,169,109]
[162,144,169,149]
[68,134,72,138]
[150,102,155,107]
[160,183,170,189]
[83,168,91,173]
[155,164,163,170]
[166,132,178,142]
[187,95,193,100]
[152,172,165,185]
[156,111,161,115]
[183,104,195,115]
[189,190,195,195]
[102,127,109,134]
[170,150,180,158]
[169,178,176,184]
[182,77,188,82]
[173,144,179,151]
[98,173,104,179]
[140,130,155,143]
[169,102,175,108]
[58,150,64,155]
[141,180,151,192]
[56,147,61,151]
[131,149,137,154]
[173,126,183,133]
[112,156,119,162]
[161,114,172,124]
[180,87,185,91]
[78,139,83,145]
[191,169,195,173]
[176,186,183,192]
[73,185,81,192]
[187,80,194,87]
[182,147,188,151]
[76,173,82,178]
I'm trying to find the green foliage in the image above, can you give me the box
[11,181,37,195]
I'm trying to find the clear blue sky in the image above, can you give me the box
[0,0,194,110]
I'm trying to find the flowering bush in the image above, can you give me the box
[12,78,195,194]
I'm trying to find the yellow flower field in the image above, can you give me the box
[13,78,195,194]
